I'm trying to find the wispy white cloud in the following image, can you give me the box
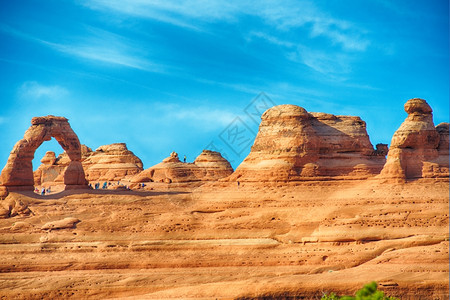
[193,78,263,95]
[248,31,352,76]
[258,3,369,51]
[52,43,155,71]
[82,0,369,52]
[171,106,237,128]
[80,0,370,80]
[18,81,69,100]
[249,32,372,84]
[82,0,240,26]
[288,46,352,75]
[0,24,162,72]
[246,31,295,48]
[310,20,370,51]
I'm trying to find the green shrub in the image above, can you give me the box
[321,282,398,300]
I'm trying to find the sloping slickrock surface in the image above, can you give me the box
[0,180,447,299]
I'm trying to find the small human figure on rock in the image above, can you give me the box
[41,187,45,195]
[102,182,107,189]
[184,155,186,163]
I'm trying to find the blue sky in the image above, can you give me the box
[0,0,448,170]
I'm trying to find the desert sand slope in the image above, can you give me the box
[0,179,448,299]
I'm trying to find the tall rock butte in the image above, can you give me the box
[379,98,449,179]
[228,104,386,182]
[0,116,87,197]
[131,150,233,183]
[35,143,143,185]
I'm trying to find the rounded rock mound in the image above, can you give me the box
[404,98,432,114]
[262,104,310,120]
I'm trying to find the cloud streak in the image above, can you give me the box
[82,0,370,52]
[18,81,69,100]
[0,24,162,72]
[80,0,370,79]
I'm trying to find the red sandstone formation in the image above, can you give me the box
[34,151,61,186]
[228,105,386,182]
[53,144,93,166]
[193,150,234,179]
[379,98,449,180]
[0,101,448,299]
[35,145,93,187]
[132,150,233,183]
[35,143,143,185]
[0,116,87,197]
[81,143,143,182]
[0,180,447,299]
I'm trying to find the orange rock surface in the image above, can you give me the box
[35,143,144,185]
[228,105,386,182]
[0,116,87,196]
[132,150,233,183]
[0,179,447,299]
[380,98,449,180]
[82,143,144,182]
[0,100,448,299]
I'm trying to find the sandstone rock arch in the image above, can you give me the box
[0,116,87,197]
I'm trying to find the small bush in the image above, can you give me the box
[321,282,398,300]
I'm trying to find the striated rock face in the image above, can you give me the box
[0,116,87,196]
[194,150,234,180]
[34,151,65,186]
[228,104,386,182]
[131,150,233,183]
[35,143,143,184]
[380,98,449,179]
[0,180,447,299]
[82,143,143,182]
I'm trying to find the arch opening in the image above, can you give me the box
[0,116,87,197]
[32,138,62,171]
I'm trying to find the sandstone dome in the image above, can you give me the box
[404,98,433,114]
[261,104,310,120]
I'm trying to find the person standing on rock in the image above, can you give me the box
[41,187,45,195]
[184,155,187,163]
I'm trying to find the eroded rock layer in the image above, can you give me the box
[34,151,63,186]
[229,105,386,182]
[131,150,233,183]
[379,98,449,179]
[82,143,143,182]
[35,143,143,184]
[0,116,87,196]
[0,180,447,299]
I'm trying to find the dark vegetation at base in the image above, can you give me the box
[321,282,398,300]
[235,282,399,300]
